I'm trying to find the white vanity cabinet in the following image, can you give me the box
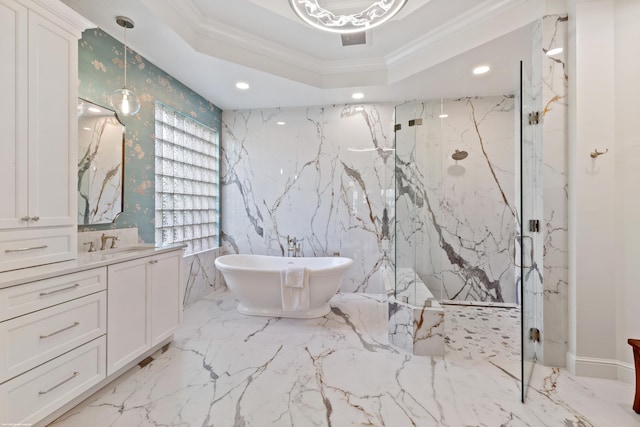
[0,267,107,426]
[107,250,183,375]
[0,246,184,426]
[0,0,90,272]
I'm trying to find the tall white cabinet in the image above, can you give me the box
[0,0,90,272]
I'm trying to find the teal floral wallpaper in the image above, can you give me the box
[77,28,222,243]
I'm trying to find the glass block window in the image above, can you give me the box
[154,102,219,256]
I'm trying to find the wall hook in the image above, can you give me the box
[590,148,609,158]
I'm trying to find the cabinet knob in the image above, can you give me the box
[31,216,40,221]
[21,216,30,221]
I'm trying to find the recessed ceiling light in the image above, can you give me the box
[473,65,490,75]
[352,92,364,100]
[277,121,286,125]
[235,82,250,90]
[88,107,101,113]
[438,114,448,119]
[546,47,563,56]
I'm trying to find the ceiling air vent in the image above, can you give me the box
[341,32,366,46]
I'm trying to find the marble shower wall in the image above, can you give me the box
[395,97,517,304]
[541,13,569,367]
[221,105,395,293]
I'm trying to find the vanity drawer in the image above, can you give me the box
[0,336,106,426]
[0,267,106,322]
[0,227,76,273]
[0,292,106,383]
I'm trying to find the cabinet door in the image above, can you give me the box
[107,258,150,375]
[27,9,76,227]
[149,251,183,346]
[0,0,28,229]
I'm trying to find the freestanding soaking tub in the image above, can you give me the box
[214,254,353,318]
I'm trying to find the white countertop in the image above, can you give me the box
[0,243,187,290]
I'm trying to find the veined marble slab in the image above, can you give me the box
[389,296,445,357]
[395,96,517,304]
[221,104,395,294]
[52,292,636,427]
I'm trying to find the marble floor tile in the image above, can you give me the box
[444,304,521,362]
[52,292,638,427]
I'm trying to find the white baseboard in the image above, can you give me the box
[617,362,636,385]
[566,351,635,384]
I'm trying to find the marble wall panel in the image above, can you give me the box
[222,95,542,308]
[541,13,569,366]
[221,104,395,293]
[183,248,225,307]
[395,97,517,304]
[519,18,545,368]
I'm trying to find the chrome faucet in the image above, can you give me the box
[286,235,302,257]
[100,233,119,250]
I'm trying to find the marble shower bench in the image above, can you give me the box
[388,269,445,357]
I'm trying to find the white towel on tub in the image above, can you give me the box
[281,266,309,311]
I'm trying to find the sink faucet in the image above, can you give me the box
[286,235,302,257]
[100,233,119,251]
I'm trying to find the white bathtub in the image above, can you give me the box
[214,254,353,318]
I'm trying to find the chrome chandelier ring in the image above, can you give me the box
[289,0,408,34]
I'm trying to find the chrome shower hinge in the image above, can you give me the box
[529,219,540,233]
[529,327,541,342]
[528,111,540,125]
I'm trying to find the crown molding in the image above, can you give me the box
[385,0,543,83]
[145,0,540,89]
[385,0,529,66]
[156,0,388,87]
[30,0,94,35]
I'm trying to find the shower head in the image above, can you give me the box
[451,149,468,161]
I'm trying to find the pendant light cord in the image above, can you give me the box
[123,26,127,89]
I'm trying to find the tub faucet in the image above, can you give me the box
[287,235,302,257]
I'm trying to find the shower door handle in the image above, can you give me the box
[513,235,534,268]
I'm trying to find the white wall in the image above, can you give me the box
[613,0,640,381]
[568,0,640,382]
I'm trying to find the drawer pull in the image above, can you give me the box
[5,244,48,253]
[39,322,80,339]
[39,283,80,297]
[38,371,79,395]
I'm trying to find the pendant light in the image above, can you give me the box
[109,16,140,117]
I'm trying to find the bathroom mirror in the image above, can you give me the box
[77,98,125,224]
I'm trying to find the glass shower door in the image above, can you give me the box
[520,60,541,402]
[394,101,418,305]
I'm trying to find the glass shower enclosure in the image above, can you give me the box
[392,64,542,400]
